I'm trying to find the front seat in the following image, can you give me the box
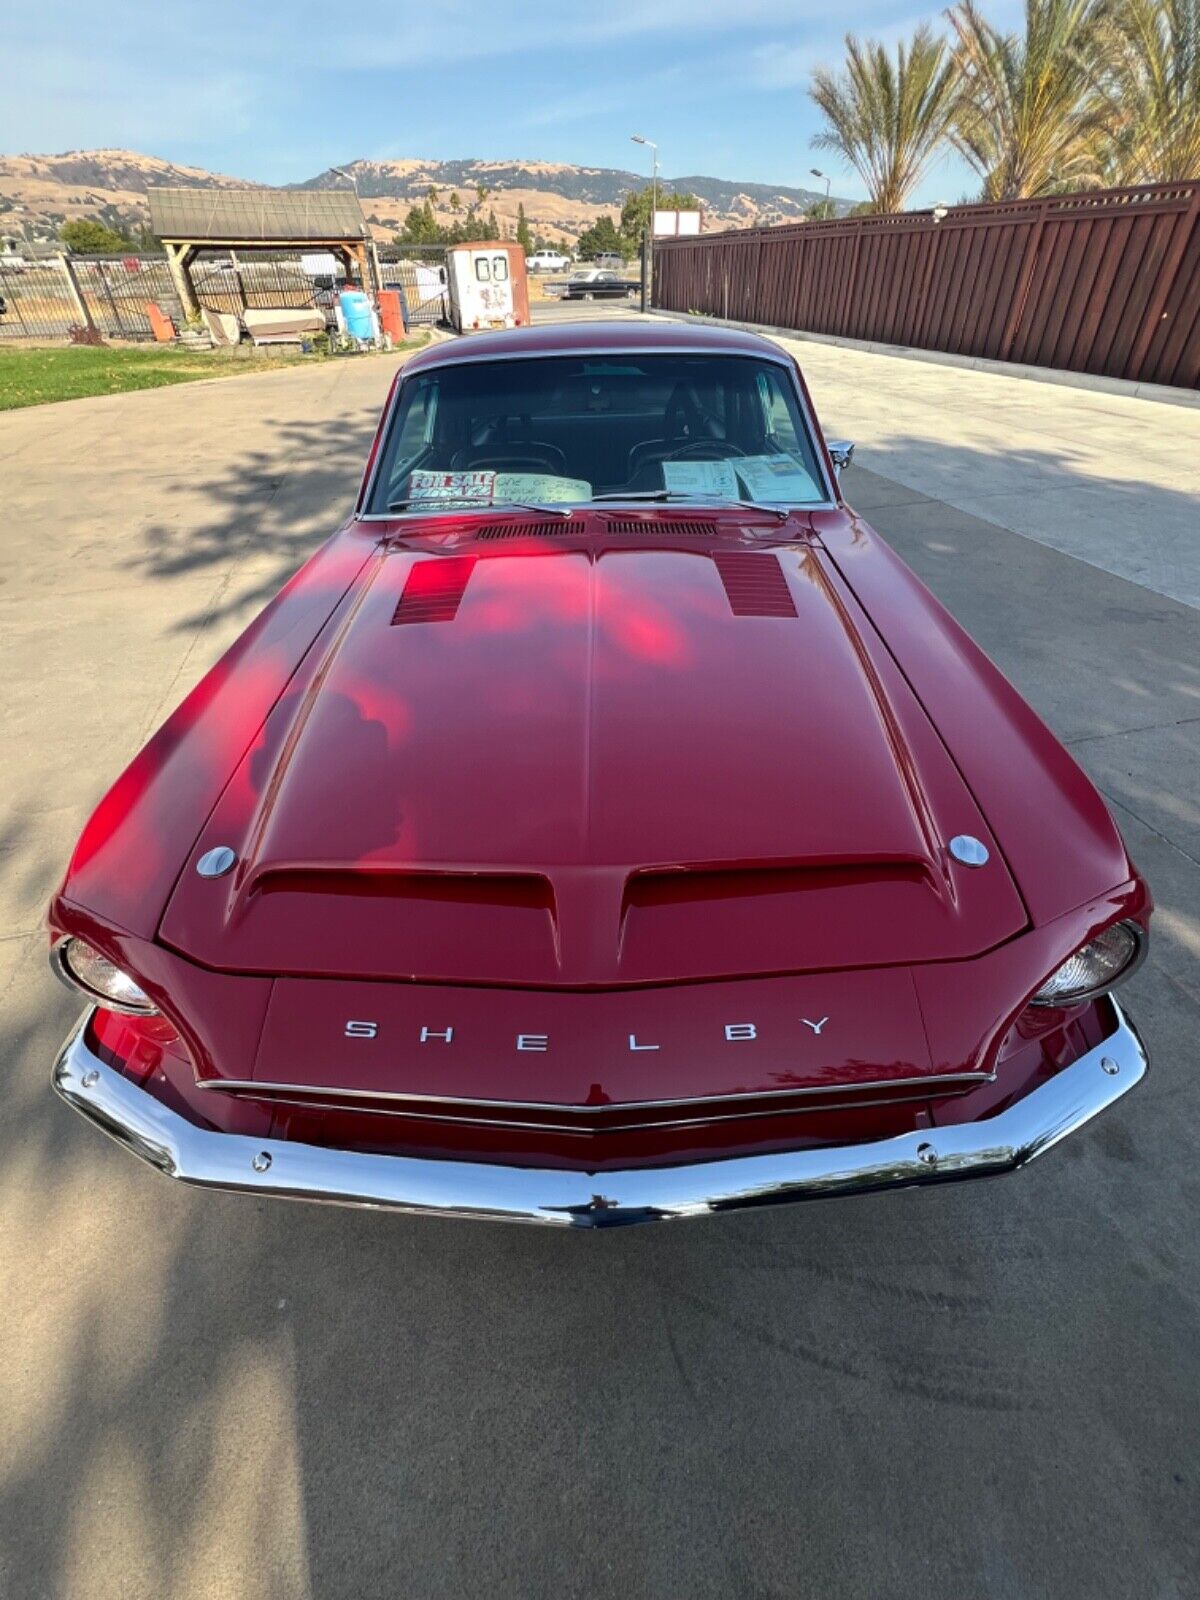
[625,383,722,483]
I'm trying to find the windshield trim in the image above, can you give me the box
[356,343,839,519]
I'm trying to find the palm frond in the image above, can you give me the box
[946,0,1108,198]
[809,26,961,212]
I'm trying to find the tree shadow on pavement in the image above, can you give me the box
[127,404,383,634]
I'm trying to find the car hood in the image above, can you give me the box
[161,534,1027,984]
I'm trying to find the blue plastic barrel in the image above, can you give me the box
[339,290,374,340]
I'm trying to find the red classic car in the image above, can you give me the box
[50,323,1151,1227]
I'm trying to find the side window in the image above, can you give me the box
[474,256,491,282]
[390,381,438,485]
[756,370,802,452]
[492,255,509,281]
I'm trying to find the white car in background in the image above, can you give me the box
[527,249,572,272]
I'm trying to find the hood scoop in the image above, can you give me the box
[712,550,798,617]
[391,555,476,624]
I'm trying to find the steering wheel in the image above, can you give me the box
[664,440,749,461]
[449,445,567,475]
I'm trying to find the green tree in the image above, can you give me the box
[476,182,490,205]
[619,183,699,246]
[59,218,130,253]
[487,207,500,237]
[805,197,839,220]
[515,203,533,250]
[576,214,626,259]
[396,200,442,245]
[810,26,960,212]
[947,0,1106,199]
[1092,0,1200,181]
[449,190,461,212]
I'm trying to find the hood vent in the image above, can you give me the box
[605,518,720,537]
[712,550,798,617]
[391,555,476,624]
[471,521,571,541]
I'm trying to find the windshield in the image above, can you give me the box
[367,353,829,513]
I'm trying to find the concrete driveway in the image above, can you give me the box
[1,335,1197,1600]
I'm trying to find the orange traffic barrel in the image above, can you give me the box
[377,290,405,342]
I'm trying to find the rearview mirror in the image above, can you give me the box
[827,440,855,475]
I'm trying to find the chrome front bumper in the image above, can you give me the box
[52,1004,1148,1229]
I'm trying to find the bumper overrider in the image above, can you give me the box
[53,1003,1148,1228]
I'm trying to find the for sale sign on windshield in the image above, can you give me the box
[407,470,496,502]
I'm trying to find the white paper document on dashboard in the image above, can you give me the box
[661,460,741,498]
[734,455,822,502]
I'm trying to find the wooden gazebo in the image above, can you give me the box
[147,187,373,320]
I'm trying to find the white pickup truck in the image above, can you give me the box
[527,249,572,272]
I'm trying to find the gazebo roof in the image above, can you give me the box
[148,187,368,243]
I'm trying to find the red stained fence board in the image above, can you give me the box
[653,182,1200,390]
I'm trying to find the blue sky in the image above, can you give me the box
[4,0,1023,206]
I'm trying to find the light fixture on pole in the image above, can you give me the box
[631,134,658,310]
[810,168,832,200]
[331,165,377,294]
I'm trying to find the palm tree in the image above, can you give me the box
[809,27,961,213]
[1093,0,1200,182]
[946,0,1106,199]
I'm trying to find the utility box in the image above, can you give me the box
[445,242,529,333]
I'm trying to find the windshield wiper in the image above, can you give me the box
[590,490,790,523]
[387,497,573,519]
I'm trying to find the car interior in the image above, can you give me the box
[373,354,827,508]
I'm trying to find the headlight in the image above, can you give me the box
[1029,921,1146,1007]
[51,937,157,1015]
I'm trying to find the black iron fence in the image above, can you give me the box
[191,251,328,315]
[377,248,448,326]
[0,255,183,341]
[0,244,452,341]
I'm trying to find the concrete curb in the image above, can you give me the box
[649,311,1200,411]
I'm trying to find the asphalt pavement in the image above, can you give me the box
[0,325,1197,1600]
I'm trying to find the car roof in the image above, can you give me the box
[402,320,791,373]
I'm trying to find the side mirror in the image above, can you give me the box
[827,440,855,476]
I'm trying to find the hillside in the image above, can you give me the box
[0,150,258,241]
[0,149,842,248]
[298,159,836,239]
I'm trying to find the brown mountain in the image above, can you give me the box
[0,150,257,242]
[0,149,838,248]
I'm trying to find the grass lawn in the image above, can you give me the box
[0,338,427,411]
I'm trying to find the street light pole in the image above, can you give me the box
[332,164,378,293]
[631,134,658,311]
[810,167,831,201]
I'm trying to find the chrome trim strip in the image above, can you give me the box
[52,1003,1147,1229]
[193,1069,992,1110]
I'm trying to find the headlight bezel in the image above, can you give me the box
[1029,919,1147,1008]
[50,936,158,1016]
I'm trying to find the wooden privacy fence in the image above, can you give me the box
[653,181,1200,391]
